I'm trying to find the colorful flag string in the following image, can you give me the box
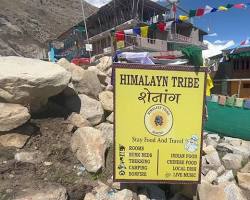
[178,2,249,22]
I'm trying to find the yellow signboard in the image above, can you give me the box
[114,64,207,183]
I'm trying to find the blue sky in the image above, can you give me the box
[179,0,250,45]
[85,0,250,45]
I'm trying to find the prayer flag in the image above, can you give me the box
[140,26,149,38]
[226,4,234,9]
[204,5,213,14]
[218,6,228,11]
[179,15,189,21]
[115,31,125,41]
[157,22,166,32]
[196,8,205,16]
[124,29,133,35]
[189,10,196,17]
[234,3,247,9]
[240,39,249,46]
[211,8,218,12]
[164,21,174,30]
[133,27,141,36]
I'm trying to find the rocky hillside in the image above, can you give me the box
[0,0,97,58]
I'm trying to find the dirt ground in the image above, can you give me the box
[0,117,113,200]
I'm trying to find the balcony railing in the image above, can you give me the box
[123,34,208,52]
[167,33,208,49]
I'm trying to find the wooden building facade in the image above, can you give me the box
[56,0,207,57]
[212,47,250,98]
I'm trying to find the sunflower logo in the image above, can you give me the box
[144,104,173,136]
[155,115,163,126]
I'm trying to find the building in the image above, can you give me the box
[55,0,207,59]
[211,46,250,98]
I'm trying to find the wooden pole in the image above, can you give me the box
[238,80,242,97]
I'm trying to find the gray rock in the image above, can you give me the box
[204,146,221,167]
[88,65,108,85]
[71,127,108,173]
[237,172,250,191]
[67,112,91,128]
[217,170,235,183]
[0,103,30,131]
[240,161,250,173]
[113,189,133,200]
[198,181,227,200]
[93,182,110,200]
[99,91,113,111]
[106,84,114,91]
[204,170,218,183]
[73,70,102,98]
[15,151,45,164]
[96,123,113,145]
[224,182,247,200]
[96,56,112,72]
[14,184,67,200]
[216,143,234,153]
[231,146,250,160]
[57,58,85,82]
[217,165,226,175]
[241,140,250,151]
[107,112,114,123]
[0,56,71,111]
[0,133,30,148]
[65,94,104,126]
[222,137,242,146]
[222,153,243,170]
[84,193,96,200]
[206,134,220,147]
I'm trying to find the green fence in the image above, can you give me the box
[204,101,250,140]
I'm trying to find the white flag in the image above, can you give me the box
[204,5,213,15]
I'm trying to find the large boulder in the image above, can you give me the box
[0,56,71,111]
[73,70,102,98]
[198,181,246,200]
[57,58,85,82]
[198,181,226,200]
[216,170,235,183]
[71,127,108,173]
[96,123,113,145]
[204,145,222,167]
[67,112,91,129]
[96,56,112,72]
[0,103,30,131]
[237,172,250,191]
[65,94,104,125]
[222,153,243,170]
[99,91,113,111]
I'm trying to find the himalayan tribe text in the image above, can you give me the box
[120,74,200,104]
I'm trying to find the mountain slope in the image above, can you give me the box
[0,0,97,58]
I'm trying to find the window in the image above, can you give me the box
[243,83,250,88]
